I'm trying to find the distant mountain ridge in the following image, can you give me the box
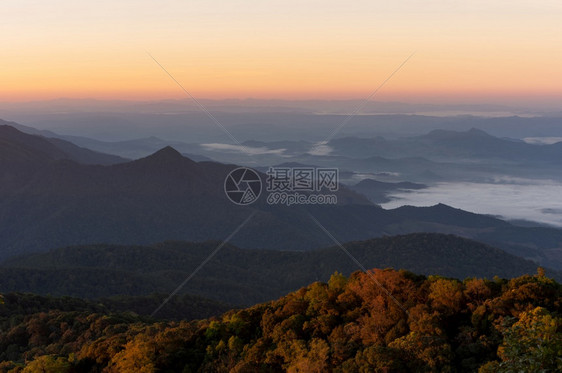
[2,123,562,270]
[329,127,562,163]
[349,179,426,203]
[9,119,562,183]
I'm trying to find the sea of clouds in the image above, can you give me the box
[382,180,562,227]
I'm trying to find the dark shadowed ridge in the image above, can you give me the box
[0,122,127,165]
[420,127,493,141]
[0,124,68,162]
[127,145,201,172]
[138,146,186,162]
[392,203,511,229]
[1,233,557,306]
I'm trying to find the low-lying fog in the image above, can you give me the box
[382,180,562,227]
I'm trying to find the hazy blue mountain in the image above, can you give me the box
[6,120,60,138]
[349,179,426,203]
[57,134,209,160]
[2,123,562,269]
[8,118,208,161]
[328,128,562,164]
[6,102,562,142]
[7,120,562,184]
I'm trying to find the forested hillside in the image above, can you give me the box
[0,269,560,372]
[2,234,555,306]
[0,292,231,323]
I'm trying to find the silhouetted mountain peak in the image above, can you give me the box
[131,146,200,173]
[145,146,185,161]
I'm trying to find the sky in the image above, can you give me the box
[2,0,562,103]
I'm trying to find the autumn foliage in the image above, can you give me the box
[0,269,560,372]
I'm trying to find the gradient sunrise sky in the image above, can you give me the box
[2,0,561,103]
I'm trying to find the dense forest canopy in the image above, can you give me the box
[0,268,560,372]
[2,234,556,308]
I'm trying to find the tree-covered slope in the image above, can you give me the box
[0,269,560,372]
[1,234,556,307]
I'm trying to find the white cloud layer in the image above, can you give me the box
[308,143,333,156]
[523,137,562,145]
[382,180,562,227]
[201,143,286,155]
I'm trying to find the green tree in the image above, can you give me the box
[480,307,562,372]
[23,355,71,373]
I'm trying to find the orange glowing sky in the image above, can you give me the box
[2,0,562,103]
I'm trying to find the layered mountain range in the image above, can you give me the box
[1,122,562,271]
